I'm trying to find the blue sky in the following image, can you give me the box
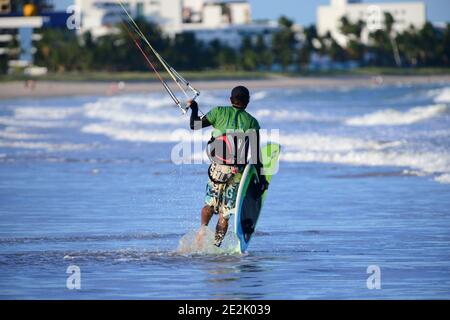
[55,0,450,25]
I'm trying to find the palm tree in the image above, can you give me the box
[339,17,365,61]
[298,25,317,67]
[443,24,450,66]
[384,12,402,67]
[272,16,297,70]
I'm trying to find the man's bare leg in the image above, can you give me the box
[196,206,214,244]
[214,211,229,247]
[201,205,214,226]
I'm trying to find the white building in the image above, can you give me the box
[187,21,278,48]
[182,0,251,27]
[181,0,277,48]
[76,0,251,37]
[75,0,275,47]
[75,0,183,37]
[317,0,426,45]
[0,16,48,75]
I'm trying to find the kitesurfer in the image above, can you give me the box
[189,86,268,247]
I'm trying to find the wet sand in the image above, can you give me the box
[1,75,450,99]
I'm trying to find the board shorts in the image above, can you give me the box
[205,163,243,220]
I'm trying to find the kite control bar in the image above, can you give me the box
[180,90,201,114]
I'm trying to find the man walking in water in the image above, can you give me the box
[189,86,267,247]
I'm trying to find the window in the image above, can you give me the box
[137,2,144,17]
[0,0,11,14]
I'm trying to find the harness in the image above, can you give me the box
[206,131,255,184]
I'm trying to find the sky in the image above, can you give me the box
[54,0,450,25]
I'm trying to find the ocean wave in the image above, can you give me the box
[82,94,190,125]
[82,91,260,126]
[255,109,333,122]
[0,141,91,152]
[192,92,226,108]
[93,94,177,110]
[279,133,402,152]
[283,150,450,177]
[82,123,209,143]
[14,107,81,120]
[279,132,450,183]
[432,87,450,103]
[345,104,448,126]
[84,105,185,125]
[135,133,406,166]
[0,129,49,140]
[252,91,269,101]
[435,174,450,184]
[0,116,78,129]
[89,92,224,111]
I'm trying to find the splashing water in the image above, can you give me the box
[176,226,241,256]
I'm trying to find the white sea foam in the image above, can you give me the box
[279,133,402,152]
[280,133,450,183]
[435,174,450,184]
[84,104,184,125]
[0,129,49,140]
[83,95,188,125]
[0,116,77,129]
[14,107,81,120]
[255,109,330,122]
[0,106,80,129]
[252,91,269,101]
[432,87,450,103]
[283,150,450,174]
[0,141,90,151]
[82,123,209,143]
[345,104,448,126]
[98,95,176,110]
[402,169,428,177]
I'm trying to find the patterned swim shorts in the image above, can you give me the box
[205,166,242,220]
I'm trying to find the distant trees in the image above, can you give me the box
[35,28,86,72]
[240,36,258,70]
[21,14,450,75]
[342,13,450,68]
[272,16,298,70]
[298,25,317,67]
[340,17,365,61]
[255,34,273,70]
[443,24,450,66]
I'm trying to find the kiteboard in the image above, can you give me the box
[234,143,281,253]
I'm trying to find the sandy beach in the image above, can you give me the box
[1,75,450,99]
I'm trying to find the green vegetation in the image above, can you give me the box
[1,14,449,78]
[343,13,450,68]
[0,70,276,82]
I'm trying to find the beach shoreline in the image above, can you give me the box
[1,75,449,99]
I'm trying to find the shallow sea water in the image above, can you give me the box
[1,82,450,299]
